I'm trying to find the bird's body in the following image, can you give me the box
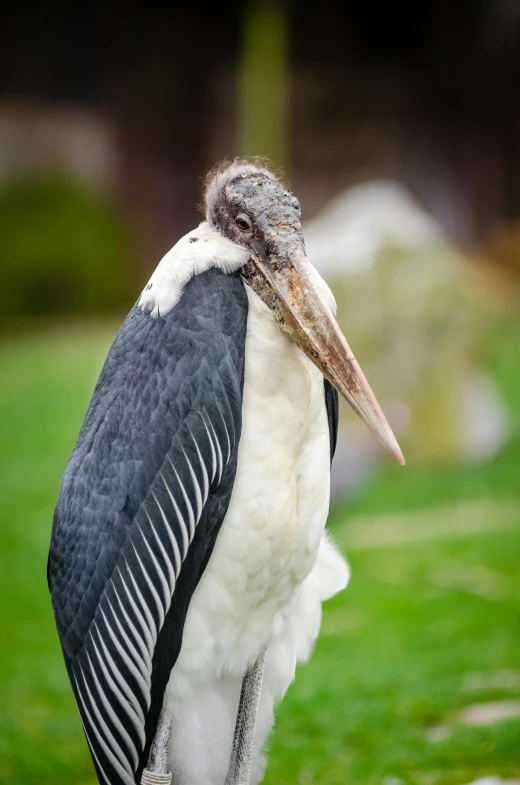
[174,275,337,676]
[165,283,348,784]
[49,160,402,785]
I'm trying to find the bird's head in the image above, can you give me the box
[205,159,404,465]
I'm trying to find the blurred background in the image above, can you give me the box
[1,2,519,784]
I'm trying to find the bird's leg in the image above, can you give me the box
[225,649,267,785]
[140,707,173,785]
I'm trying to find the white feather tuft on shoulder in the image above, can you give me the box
[138,222,250,318]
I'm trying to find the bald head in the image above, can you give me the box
[203,160,302,256]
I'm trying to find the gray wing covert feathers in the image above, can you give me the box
[48,267,248,785]
[324,379,339,463]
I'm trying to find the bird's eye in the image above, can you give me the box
[235,214,252,232]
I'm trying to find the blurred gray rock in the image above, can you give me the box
[460,778,520,785]
[305,180,511,498]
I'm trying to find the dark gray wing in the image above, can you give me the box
[48,267,248,785]
[324,379,339,463]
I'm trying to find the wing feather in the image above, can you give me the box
[324,378,339,463]
[49,267,248,784]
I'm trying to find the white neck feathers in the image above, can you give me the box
[138,222,249,318]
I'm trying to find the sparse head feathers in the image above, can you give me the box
[203,158,281,225]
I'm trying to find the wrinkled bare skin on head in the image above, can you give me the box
[214,174,340,373]
[209,171,304,259]
[209,170,311,337]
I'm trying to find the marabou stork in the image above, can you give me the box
[49,160,404,785]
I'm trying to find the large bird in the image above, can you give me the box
[49,160,404,785]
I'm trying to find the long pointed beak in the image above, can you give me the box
[242,251,405,465]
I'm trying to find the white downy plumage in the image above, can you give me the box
[139,225,350,785]
[139,222,250,318]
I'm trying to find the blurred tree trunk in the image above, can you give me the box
[238,0,289,172]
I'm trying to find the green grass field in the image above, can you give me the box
[0,315,519,785]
